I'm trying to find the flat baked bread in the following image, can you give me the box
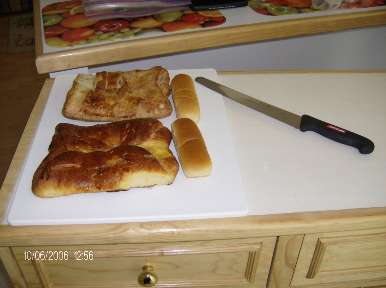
[32,119,179,197]
[63,66,172,121]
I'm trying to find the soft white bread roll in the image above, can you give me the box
[172,118,211,178]
[171,74,200,123]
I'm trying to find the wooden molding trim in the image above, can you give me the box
[33,0,43,59]
[1,208,385,246]
[292,228,386,287]
[0,247,27,288]
[92,238,264,258]
[306,231,386,279]
[32,260,52,288]
[306,238,326,279]
[268,235,304,288]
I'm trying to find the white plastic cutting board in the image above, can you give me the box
[8,69,247,226]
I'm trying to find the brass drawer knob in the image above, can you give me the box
[138,265,158,287]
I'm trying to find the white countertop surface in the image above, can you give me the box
[219,72,386,215]
[5,72,386,225]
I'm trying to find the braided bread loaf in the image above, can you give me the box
[32,119,179,197]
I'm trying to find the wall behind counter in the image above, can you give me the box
[89,25,386,72]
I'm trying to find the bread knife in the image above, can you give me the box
[195,77,374,154]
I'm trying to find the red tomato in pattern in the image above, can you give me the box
[162,21,201,32]
[62,27,94,42]
[44,25,68,37]
[94,19,130,32]
[182,13,206,24]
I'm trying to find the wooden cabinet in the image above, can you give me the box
[6,227,386,288]
[5,227,386,288]
[12,237,276,288]
[291,228,386,288]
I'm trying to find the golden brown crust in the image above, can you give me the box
[32,119,179,197]
[62,66,172,122]
[171,74,200,123]
[172,118,211,178]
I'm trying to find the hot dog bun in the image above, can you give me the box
[171,74,200,123]
[172,118,211,178]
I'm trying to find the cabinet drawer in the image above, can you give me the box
[292,228,386,287]
[13,237,276,288]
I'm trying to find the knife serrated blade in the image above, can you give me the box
[196,76,301,129]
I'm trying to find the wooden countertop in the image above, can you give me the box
[0,70,385,245]
[34,0,386,74]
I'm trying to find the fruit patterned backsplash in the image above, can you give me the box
[42,0,226,48]
[249,0,385,15]
[42,0,385,48]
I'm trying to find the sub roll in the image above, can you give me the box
[171,74,200,123]
[172,118,212,178]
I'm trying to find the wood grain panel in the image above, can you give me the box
[290,279,386,288]
[33,0,43,58]
[0,247,27,288]
[292,228,386,287]
[267,235,304,288]
[2,207,386,246]
[13,237,276,287]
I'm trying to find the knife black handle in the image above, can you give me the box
[299,115,374,154]
[190,0,248,10]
